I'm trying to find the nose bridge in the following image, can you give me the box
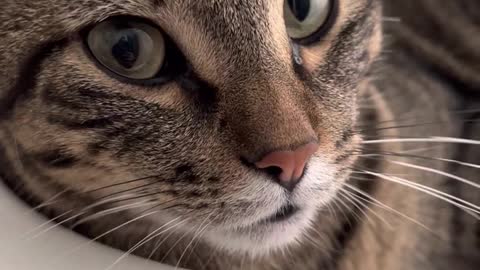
[223,73,317,161]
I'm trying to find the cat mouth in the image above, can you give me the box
[263,203,299,224]
[207,203,313,254]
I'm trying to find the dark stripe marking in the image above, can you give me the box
[175,68,219,114]
[43,86,121,110]
[336,128,355,149]
[189,190,202,197]
[87,141,109,156]
[209,189,220,197]
[0,136,78,215]
[0,39,69,119]
[47,115,120,130]
[42,87,84,110]
[208,177,220,183]
[323,0,376,72]
[335,152,352,164]
[175,164,200,184]
[34,148,79,168]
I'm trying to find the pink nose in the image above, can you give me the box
[254,142,319,191]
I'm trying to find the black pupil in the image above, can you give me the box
[111,30,140,69]
[287,0,311,21]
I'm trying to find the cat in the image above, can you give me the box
[0,0,478,269]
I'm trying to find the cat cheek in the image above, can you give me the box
[300,46,330,73]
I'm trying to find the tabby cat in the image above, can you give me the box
[0,0,479,269]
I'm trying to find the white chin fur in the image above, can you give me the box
[203,206,318,257]
[202,157,342,257]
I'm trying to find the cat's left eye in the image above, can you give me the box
[284,0,336,43]
[87,18,166,80]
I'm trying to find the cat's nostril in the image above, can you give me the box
[263,166,284,179]
[254,142,319,191]
[262,165,299,191]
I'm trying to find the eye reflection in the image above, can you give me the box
[87,19,166,80]
[284,0,334,41]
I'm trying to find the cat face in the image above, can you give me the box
[0,0,381,255]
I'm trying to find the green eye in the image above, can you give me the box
[284,0,335,41]
[87,19,166,80]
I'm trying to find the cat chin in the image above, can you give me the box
[202,206,318,257]
[141,157,343,257]
[201,157,343,256]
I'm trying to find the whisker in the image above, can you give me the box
[356,108,480,128]
[59,210,163,258]
[330,197,351,227]
[175,213,215,269]
[363,137,480,145]
[434,157,480,169]
[309,228,338,253]
[104,217,188,270]
[390,145,446,155]
[303,232,326,251]
[26,194,137,239]
[201,247,218,270]
[357,119,480,133]
[70,200,155,228]
[349,175,376,181]
[335,194,362,222]
[346,190,393,228]
[357,151,476,167]
[21,209,74,239]
[31,175,165,212]
[183,220,217,267]
[23,189,71,215]
[382,16,401,23]
[359,151,480,169]
[390,160,480,189]
[357,170,480,217]
[343,183,433,232]
[99,189,178,207]
[88,180,165,203]
[85,175,162,194]
[338,191,372,225]
[160,224,196,263]
[142,208,197,263]
[28,187,188,239]
[29,211,89,239]
[325,200,339,224]
[356,154,480,188]
[146,225,179,262]
[340,188,393,229]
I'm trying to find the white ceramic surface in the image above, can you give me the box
[0,180,180,270]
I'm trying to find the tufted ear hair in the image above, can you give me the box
[383,0,480,94]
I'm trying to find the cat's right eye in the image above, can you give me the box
[284,0,337,44]
[87,18,166,80]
